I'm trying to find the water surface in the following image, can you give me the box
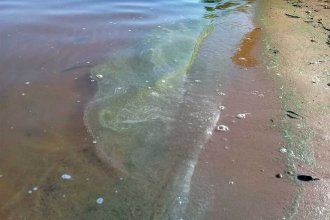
[0,0,256,219]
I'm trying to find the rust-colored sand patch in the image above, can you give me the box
[231,27,261,68]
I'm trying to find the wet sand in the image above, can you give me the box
[259,0,330,219]
[187,25,295,219]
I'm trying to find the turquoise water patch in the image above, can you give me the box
[86,18,212,167]
[84,16,214,218]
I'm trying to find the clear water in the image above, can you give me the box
[0,0,256,219]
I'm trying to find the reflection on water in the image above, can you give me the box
[0,0,256,219]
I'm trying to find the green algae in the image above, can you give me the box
[201,0,223,3]
[203,0,241,12]
[84,18,214,219]
[215,2,240,9]
[87,20,213,163]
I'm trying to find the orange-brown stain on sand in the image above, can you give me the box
[231,27,261,68]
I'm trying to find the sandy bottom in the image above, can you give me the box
[0,68,121,219]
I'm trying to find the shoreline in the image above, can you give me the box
[186,2,297,218]
[258,0,330,218]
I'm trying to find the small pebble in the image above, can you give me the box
[219,106,226,110]
[96,197,104,205]
[229,181,234,185]
[276,173,283,179]
[216,125,229,132]
[92,140,97,144]
[96,74,103,79]
[280,148,287,153]
[25,82,30,85]
[28,190,33,194]
[61,174,72,180]
[224,146,229,150]
[236,113,250,119]
[312,76,320,84]
[33,186,38,191]
[287,171,294,175]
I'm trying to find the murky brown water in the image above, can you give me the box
[0,0,293,219]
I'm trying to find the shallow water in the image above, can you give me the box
[0,0,256,219]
